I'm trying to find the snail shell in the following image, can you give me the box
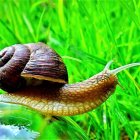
[0,43,139,116]
[0,43,68,92]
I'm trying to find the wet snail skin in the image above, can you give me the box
[0,42,139,116]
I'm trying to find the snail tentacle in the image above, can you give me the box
[110,62,140,75]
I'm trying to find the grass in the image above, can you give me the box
[0,0,140,139]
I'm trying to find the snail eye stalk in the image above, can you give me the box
[104,60,140,75]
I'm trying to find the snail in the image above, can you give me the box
[0,42,139,116]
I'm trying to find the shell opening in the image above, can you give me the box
[104,60,140,75]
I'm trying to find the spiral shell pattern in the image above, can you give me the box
[0,43,68,92]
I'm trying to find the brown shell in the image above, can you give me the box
[0,42,68,92]
[21,43,68,83]
[0,44,30,92]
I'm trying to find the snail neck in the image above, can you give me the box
[60,72,118,101]
[54,72,118,115]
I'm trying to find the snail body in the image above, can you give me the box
[0,43,139,116]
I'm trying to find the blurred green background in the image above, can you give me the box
[0,0,140,139]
